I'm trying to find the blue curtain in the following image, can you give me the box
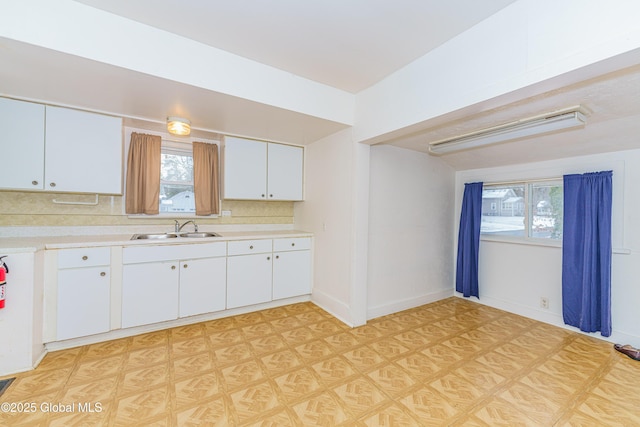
[456,182,483,298]
[562,171,613,336]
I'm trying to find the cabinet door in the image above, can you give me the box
[267,143,303,200]
[223,136,267,200]
[45,106,122,194]
[226,253,272,309]
[179,257,226,318]
[0,98,45,190]
[122,261,179,328]
[57,267,110,340]
[273,250,312,299]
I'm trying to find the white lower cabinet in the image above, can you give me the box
[226,237,312,308]
[122,242,227,328]
[179,257,226,317]
[121,261,179,328]
[273,237,312,300]
[48,236,311,343]
[273,250,312,300]
[227,253,273,309]
[56,247,111,341]
[226,239,273,309]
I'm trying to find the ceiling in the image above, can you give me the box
[72,0,517,93]
[2,0,640,170]
[387,59,640,169]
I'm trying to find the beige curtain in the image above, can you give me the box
[125,133,161,214]
[193,141,220,215]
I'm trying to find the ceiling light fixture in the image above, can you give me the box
[167,116,191,136]
[428,107,587,155]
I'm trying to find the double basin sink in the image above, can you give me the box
[131,231,222,240]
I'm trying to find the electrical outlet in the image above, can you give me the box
[221,210,231,217]
[540,297,549,309]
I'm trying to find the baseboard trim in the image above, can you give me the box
[367,289,454,320]
[311,289,355,327]
[45,295,311,352]
[455,294,640,347]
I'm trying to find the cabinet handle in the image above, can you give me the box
[183,264,188,268]
[82,256,88,261]
[32,180,38,186]
[171,265,176,270]
[100,272,106,277]
[49,182,56,187]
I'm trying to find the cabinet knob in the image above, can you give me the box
[291,243,295,247]
[261,194,265,198]
[49,182,56,187]
[269,194,273,198]
[82,255,88,260]
[183,264,188,268]
[249,245,254,249]
[32,180,38,186]
[276,255,280,259]
[171,265,176,270]
[267,256,271,260]
[100,272,106,277]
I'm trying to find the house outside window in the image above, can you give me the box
[481,180,563,240]
[160,141,195,213]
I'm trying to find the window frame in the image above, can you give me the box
[124,129,222,219]
[480,178,563,247]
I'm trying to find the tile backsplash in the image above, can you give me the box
[0,191,294,227]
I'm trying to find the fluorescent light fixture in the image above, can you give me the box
[167,116,191,136]
[428,107,587,155]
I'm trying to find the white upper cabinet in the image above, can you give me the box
[267,142,304,201]
[0,98,123,194]
[224,136,303,201]
[45,106,122,194]
[0,98,46,190]
[224,136,268,200]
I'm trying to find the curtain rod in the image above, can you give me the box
[483,176,562,187]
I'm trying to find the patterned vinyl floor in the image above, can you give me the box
[1,297,639,426]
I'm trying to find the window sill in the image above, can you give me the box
[127,213,219,219]
[480,235,561,249]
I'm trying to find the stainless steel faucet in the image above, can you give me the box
[174,220,198,233]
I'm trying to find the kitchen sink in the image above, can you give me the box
[179,232,221,238]
[131,232,222,240]
[131,233,178,240]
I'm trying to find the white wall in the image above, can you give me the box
[294,129,369,326]
[456,149,640,347]
[367,145,455,318]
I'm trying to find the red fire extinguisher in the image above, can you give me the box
[0,256,8,309]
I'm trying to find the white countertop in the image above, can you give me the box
[0,229,313,253]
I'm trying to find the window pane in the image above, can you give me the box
[160,184,195,213]
[161,152,193,182]
[530,182,563,239]
[481,185,525,237]
[160,146,195,213]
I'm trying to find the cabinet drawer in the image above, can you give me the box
[123,242,226,264]
[227,239,272,256]
[273,237,311,252]
[58,247,111,269]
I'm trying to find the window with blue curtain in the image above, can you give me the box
[562,171,613,337]
[456,182,483,298]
